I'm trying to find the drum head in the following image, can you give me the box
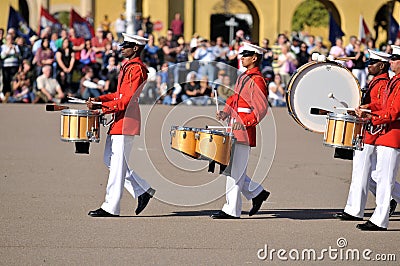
[287,61,360,133]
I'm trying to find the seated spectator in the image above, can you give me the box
[102,56,119,94]
[9,72,31,103]
[15,36,33,62]
[197,75,213,105]
[34,65,65,103]
[268,73,286,107]
[55,38,75,94]
[296,42,310,67]
[80,40,101,76]
[143,33,160,69]
[8,59,35,103]
[217,74,234,103]
[32,37,54,77]
[91,27,109,65]
[156,62,171,103]
[79,66,104,100]
[181,71,200,105]
[1,33,20,101]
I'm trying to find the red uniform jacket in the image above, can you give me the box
[223,67,268,147]
[370,73,400,148]
[98,57,148,136]
[363,73,389,144]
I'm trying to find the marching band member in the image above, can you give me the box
[212,43,270,219]
[87,33,155,217]
[335,50,400,221]
[355,45,400,230]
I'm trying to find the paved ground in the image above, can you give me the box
[0,104,399,265]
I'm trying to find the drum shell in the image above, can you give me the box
[323,113,367,150]
[195,130,232,165]
[170,127,199,158]
[61,109,101,142]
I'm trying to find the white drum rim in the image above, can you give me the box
[287,61,361,133]
[61,109,101,116]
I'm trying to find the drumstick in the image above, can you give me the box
[45,104,69,111]
[68,97,102,105]
[214,88,219,113]
[327,55,356,61]
[328,93,348,108]
[310,107,331,115]
[334,107,371,113]
[206,125,232,130]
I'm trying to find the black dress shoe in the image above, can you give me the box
[389,199,397,217]
[333,212,363,221]
[135,188,156,215]
[210,210,240,219]
[249,190,270,216]
[88,208,119,217]
[356,221,387,231]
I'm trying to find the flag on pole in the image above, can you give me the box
[359,15,372,44]
[7,6,35,43]
[389,13,400,44]
[70,8,94,40]
[39,6,62,35]
[328,12,345,46]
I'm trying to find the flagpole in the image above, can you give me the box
[126,0,136,35]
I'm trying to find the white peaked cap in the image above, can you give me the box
[121,33,149,46]
[391,45,400,56]
[368,49,391,62]
[241,42,268,54]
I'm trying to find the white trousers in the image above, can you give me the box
[369,146,400,228]
[101,135,151,215]
[222,143,264,217]
[344,144,400,219]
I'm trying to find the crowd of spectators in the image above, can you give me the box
[1,13,399,107]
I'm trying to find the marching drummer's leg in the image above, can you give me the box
[120,136,151,199]
[344,144,376,218]
[101,135,132,215]
[124,168,151,199]
[241,175,264,201]
[369,146,400,228]
[221,143,250,217]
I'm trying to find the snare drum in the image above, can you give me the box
[170,126,200,158]
[195,129,233,165]
[287,61,361,133]
[61,109,101,142]
[323,113,368,150]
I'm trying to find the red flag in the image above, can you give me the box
[70,8,94,39]
[39,7,62,35]
[359,15,371,44]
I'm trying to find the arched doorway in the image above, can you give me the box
[291,0,341,45]
[210,0,260,43]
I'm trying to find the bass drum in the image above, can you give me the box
[287,61,361,133]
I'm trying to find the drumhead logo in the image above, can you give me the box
[124,61,277,206]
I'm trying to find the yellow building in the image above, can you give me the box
[0,0,399,47]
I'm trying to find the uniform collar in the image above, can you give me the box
[245,66,261,75]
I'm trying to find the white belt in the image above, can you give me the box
[237,107,252,114]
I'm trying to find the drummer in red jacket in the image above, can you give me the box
[86,33,155,217]
[355,45,400,230]
[211,43,270,219]
[335,50,400,221]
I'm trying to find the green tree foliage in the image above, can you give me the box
[292,0,329,31]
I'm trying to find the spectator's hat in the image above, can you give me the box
[367,49,391,65]
[239,42,268,57]
[120,33,148,47]
[390,45,400,60]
